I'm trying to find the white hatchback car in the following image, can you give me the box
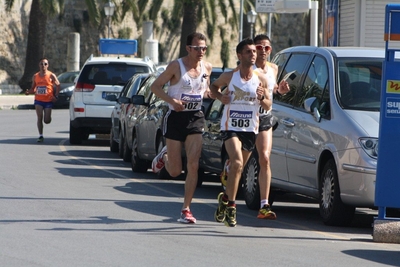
[69,55,156,144]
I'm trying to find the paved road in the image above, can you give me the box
[1,109,399,267]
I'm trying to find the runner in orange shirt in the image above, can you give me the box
[25,58,60,142]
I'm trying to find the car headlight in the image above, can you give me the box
[359,137,378,159]
[59,86,74,93]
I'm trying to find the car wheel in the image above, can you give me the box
[131,133,148,173]
[156,137,173,180]
[118,130,124,158]
[319,159,355,226]
[69,122,82,145]
[196,167,205,187]
[122,134,132,162]
[241,152,260,210]
[110,128,119,152]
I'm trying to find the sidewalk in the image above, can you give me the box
[0,95,35,110]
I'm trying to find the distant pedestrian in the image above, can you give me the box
[25,58,60,142]
[150,32,213,224]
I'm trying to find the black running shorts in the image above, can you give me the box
[221,131,256,151]
[163,110,205,142]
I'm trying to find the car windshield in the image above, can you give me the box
[58,72,79,83]
[337,58,382,111]
[80,63,152,86]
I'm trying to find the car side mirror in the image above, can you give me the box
[304,97,321,122]
[105,94,117,102]
[131,95,146,105]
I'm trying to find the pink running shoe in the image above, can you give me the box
[152,146,167,173]
[177,209,196,224]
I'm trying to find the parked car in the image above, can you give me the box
[156,64,168,73]
[53,71,79,108]
[200,46,384,226]
[69,54,156,144]
[108,73,150,159]
[126,73,169,173]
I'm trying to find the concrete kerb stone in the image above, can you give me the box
[373,219,400,244]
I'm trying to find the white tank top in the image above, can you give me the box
[253,63,276,116]
[167,58,208,111]
[220,70,260,133]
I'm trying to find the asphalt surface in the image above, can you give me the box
[0,95,35,110]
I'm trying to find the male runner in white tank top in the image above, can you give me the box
[210,38,271,227]
[150,32,212,224]
[253,34,289,220]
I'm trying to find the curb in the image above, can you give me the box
[0,104,35,110]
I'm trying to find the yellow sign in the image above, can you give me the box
[386,80,400,93]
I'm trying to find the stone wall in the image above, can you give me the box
[0,0,308,93]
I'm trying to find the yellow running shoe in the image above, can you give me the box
[257,204,277,220]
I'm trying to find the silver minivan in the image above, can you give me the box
[242,46,383,226]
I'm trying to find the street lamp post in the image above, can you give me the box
[247,10,257,39]
[104,1,115,39]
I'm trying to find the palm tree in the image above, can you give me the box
[5,0,100,91]
[120,0,251,64]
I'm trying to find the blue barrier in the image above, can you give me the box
[375,4,400,220]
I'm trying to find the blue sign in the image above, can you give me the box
[375,4,400,218]
[99,39,138,55]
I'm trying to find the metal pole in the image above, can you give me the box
[250,24,254,39]
[268,13,272,38]
[239,0,243,42]
[108,16,111,38]
[310,1,318,46]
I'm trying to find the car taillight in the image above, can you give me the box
[75,82,95,92]
[74,107,85,112]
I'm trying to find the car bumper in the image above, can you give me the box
[70,117,111,134]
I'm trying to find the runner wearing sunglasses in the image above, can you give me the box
[151,32,213,224]
[25,58,60,143]
[253,34,289,219]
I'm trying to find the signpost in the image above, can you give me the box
[373,3,400,244]
[255,0,318,46]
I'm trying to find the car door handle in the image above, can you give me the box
[281,118,295,127]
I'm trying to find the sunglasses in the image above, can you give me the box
[189,45,207,52]
[40,62,48,66]
[255,45,271,51]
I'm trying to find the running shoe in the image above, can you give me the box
[220,159,230,187]
[37,136,44,143]
[257,204,277,220]
[177,209,196,224]
[214,192,228,223]
[151,146,167,173]
[224,206,237,227]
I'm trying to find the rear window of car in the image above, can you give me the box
[78,63,152,86]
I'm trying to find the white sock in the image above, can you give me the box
[260,199,268,208]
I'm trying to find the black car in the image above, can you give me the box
[53,71,79,108]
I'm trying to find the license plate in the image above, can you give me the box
[102,92,118,99]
